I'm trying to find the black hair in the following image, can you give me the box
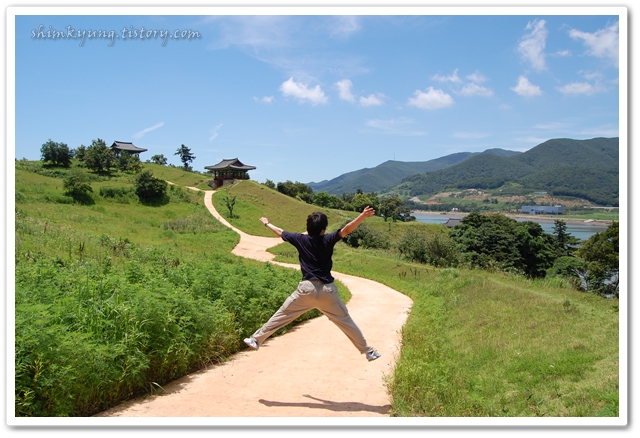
[306,212,328,236]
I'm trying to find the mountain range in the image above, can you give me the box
[307,137,619,207]
[307,148,521,195]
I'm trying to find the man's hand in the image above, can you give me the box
[340,205,377,237]
[260,217,284,237]
[360,206,375,219]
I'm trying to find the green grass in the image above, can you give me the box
[211,180,355,236]
[13,161,352,416]
[14,160,619,417]
[269,237,619,417]
[211,179,619,417]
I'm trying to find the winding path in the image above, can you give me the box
[95,190,413,419]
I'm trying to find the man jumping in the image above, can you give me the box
[243,206,381,361]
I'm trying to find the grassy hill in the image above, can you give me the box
[307,149,520,195]
[13,161,350,416]
[214,179,619,417]
[14,160,619,418]
[397,137,619,206]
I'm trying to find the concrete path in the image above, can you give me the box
[95,190,413,420]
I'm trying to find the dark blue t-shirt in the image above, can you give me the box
[281,229,343,283]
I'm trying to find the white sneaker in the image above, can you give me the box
[244,337,259,350]
[366,349,381,361]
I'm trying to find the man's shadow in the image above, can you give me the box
[259,394,391,414]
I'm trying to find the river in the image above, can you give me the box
[412,212,608,241]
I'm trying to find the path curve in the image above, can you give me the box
[95,190,413,419]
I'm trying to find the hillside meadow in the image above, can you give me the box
[216,180,620,417]
[13,161,619,418]
[13,161,348,416]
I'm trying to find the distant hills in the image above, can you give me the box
[307,137,619,207]
[307,148,521,195]
[397,137,619,206]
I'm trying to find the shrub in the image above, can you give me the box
[341,223,389,249]
[135,170,167,203]
[99,186,136,199]
[397,230,459,267]
[62,171,93,204]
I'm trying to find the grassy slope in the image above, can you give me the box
[211,180,356,237]
[220,181,619,417]
[15,164,238,254]
[15,163,619,417]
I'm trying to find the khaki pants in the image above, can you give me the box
[251,280,371,354]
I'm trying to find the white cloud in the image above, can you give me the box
[460,83,494,97]
[556,82,603,96]
[580,70,604,81]
[279,78,328,105]
[407,87,454,109]
[364,117,426,136]
[360,93,384,107]
[569,22,619,67]
[452,131,489,139]
[518,19,548,72]
[466,71,488,83]
[336,79,355,103]
[209,123,223,142]
[432,69,461,83]
[133,122,164,139]
[511,76,542,97]
[329,16,361,38]
[206,16,369,82]
[253,96,275,103]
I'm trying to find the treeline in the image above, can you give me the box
[263,179,416,222]
[338,211,619,298]
[38,138,200,173]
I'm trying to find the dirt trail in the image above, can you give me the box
[95,190,413,418]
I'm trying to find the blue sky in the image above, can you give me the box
[11,7,624,185]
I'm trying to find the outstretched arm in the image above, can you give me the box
[260,217,284,238]
[339,206,376,238]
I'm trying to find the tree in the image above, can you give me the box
[84,139,115,173]
[552,220,581,256]
[135,170,167,202]
[224,194,237,218]
[379,195,414,222]
[576,221,619,297]
[276,180,314,203]
[40,139,73,167]
[351,192,379,213]
[262,179,276,190]
[117,152,143,173]
[75,145,87,164]
[175,144,196,170]
[449,212,557,278]
[62,170,93,204]
[149,154,168,166]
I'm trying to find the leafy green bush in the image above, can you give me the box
[396,230,459,268]
[99,186,136,201]
[449,212,557,278]
[135,170,167,203]
[341,222,390,249]
[62,171,93,204]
